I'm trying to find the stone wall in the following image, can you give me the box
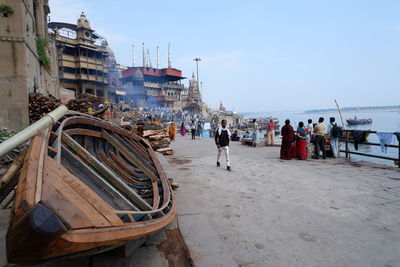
[0,0,59,130]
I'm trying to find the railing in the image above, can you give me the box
[339,130,400,167]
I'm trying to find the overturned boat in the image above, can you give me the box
[6,112,175,264]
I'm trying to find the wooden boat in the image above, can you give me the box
[346,118,372,125]
[6,113,175,264]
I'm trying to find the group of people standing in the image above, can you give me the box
[251,119,276,147]
[280,117,340,160]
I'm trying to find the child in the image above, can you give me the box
[215,119,231,171]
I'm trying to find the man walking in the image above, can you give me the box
[313,117,326,159]
[215,119,231,171]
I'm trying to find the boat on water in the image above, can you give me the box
[346,117,372,125]
[6,112,175,264]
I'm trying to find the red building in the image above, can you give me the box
[121,66,185,108]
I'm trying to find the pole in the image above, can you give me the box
[0,105,68,158]
[334,99,345,127]
[132,45,135,67]
[193,57,201,84]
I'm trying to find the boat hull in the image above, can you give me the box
[7,113,175,264]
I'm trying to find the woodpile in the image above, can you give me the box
[137,127,174,155]
[28,92,61,123]
[66,98,90,113]
[66,93,104,113]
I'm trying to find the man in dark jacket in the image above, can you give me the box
[215,119,231,171]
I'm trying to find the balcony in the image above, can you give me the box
[144,82,184,90]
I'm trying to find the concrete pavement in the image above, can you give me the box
[162,135,400,267]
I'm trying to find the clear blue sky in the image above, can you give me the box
[50,0,400,112]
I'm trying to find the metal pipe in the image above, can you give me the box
[0,105,68,158]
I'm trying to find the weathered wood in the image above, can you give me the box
[35,129,50,204]
[101,130,160,183]
[98,152,137,184]
[109,152,138,177]
[12,135,42,223]
[6,203,67,264]
[61,133,152,211]
[7,114,176,264]
[42,162,112,229]
[156,147,173,153]
[61,145,138,211]
[45,155,125,227]
[0,148,26,191]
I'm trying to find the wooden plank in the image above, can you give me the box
[47,146,59,154]
[45,156,124,227]
[98,152,137,184]
[42,162,112,229]
[102,130,160,182]
[117,134,153,166]
[35,129,50,204]
[156,147,173,152]
[64,128,102,138]
[109,152,138,177]
[61,145,138,212]
[61,133,153,211]
[12,136,42,223]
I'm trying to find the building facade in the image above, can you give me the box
[182,73,203,114]
[49,13,110,101]
[0,0,59,130]
[121,67,185,108]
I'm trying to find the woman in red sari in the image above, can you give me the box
[295,121,308,160]
[280,119,295,160]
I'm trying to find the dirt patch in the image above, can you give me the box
[178,168,190,170]
[168,157,192,166]
[157,228,193,267]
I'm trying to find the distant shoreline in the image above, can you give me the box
[240,107,400,118]
[304,105,400,114]
[304,108,400,114]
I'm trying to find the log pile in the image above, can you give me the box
[28,92,61,123]
[66,93,104,113]
[66,98,90,113]
[138,127,173,155]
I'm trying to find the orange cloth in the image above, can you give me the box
[169,123,176,140]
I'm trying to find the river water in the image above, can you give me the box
[241,111,400,166]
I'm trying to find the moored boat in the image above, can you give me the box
[346,117,372,125]
[6,113,175,264]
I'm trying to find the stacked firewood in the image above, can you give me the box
[66,98,91,113]
[136,125,173,155]
[143,129,173,155]
[28,92,61,123]
[66,93,104,113]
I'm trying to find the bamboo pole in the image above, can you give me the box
[0,149,26,191]
[334,100,345,127]
[0,105,68,158]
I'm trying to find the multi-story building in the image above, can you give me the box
[0,0,59,130]
[48,12,110,100]
[121,66,185,108]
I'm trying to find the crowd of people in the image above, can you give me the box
[280,117,341,160]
